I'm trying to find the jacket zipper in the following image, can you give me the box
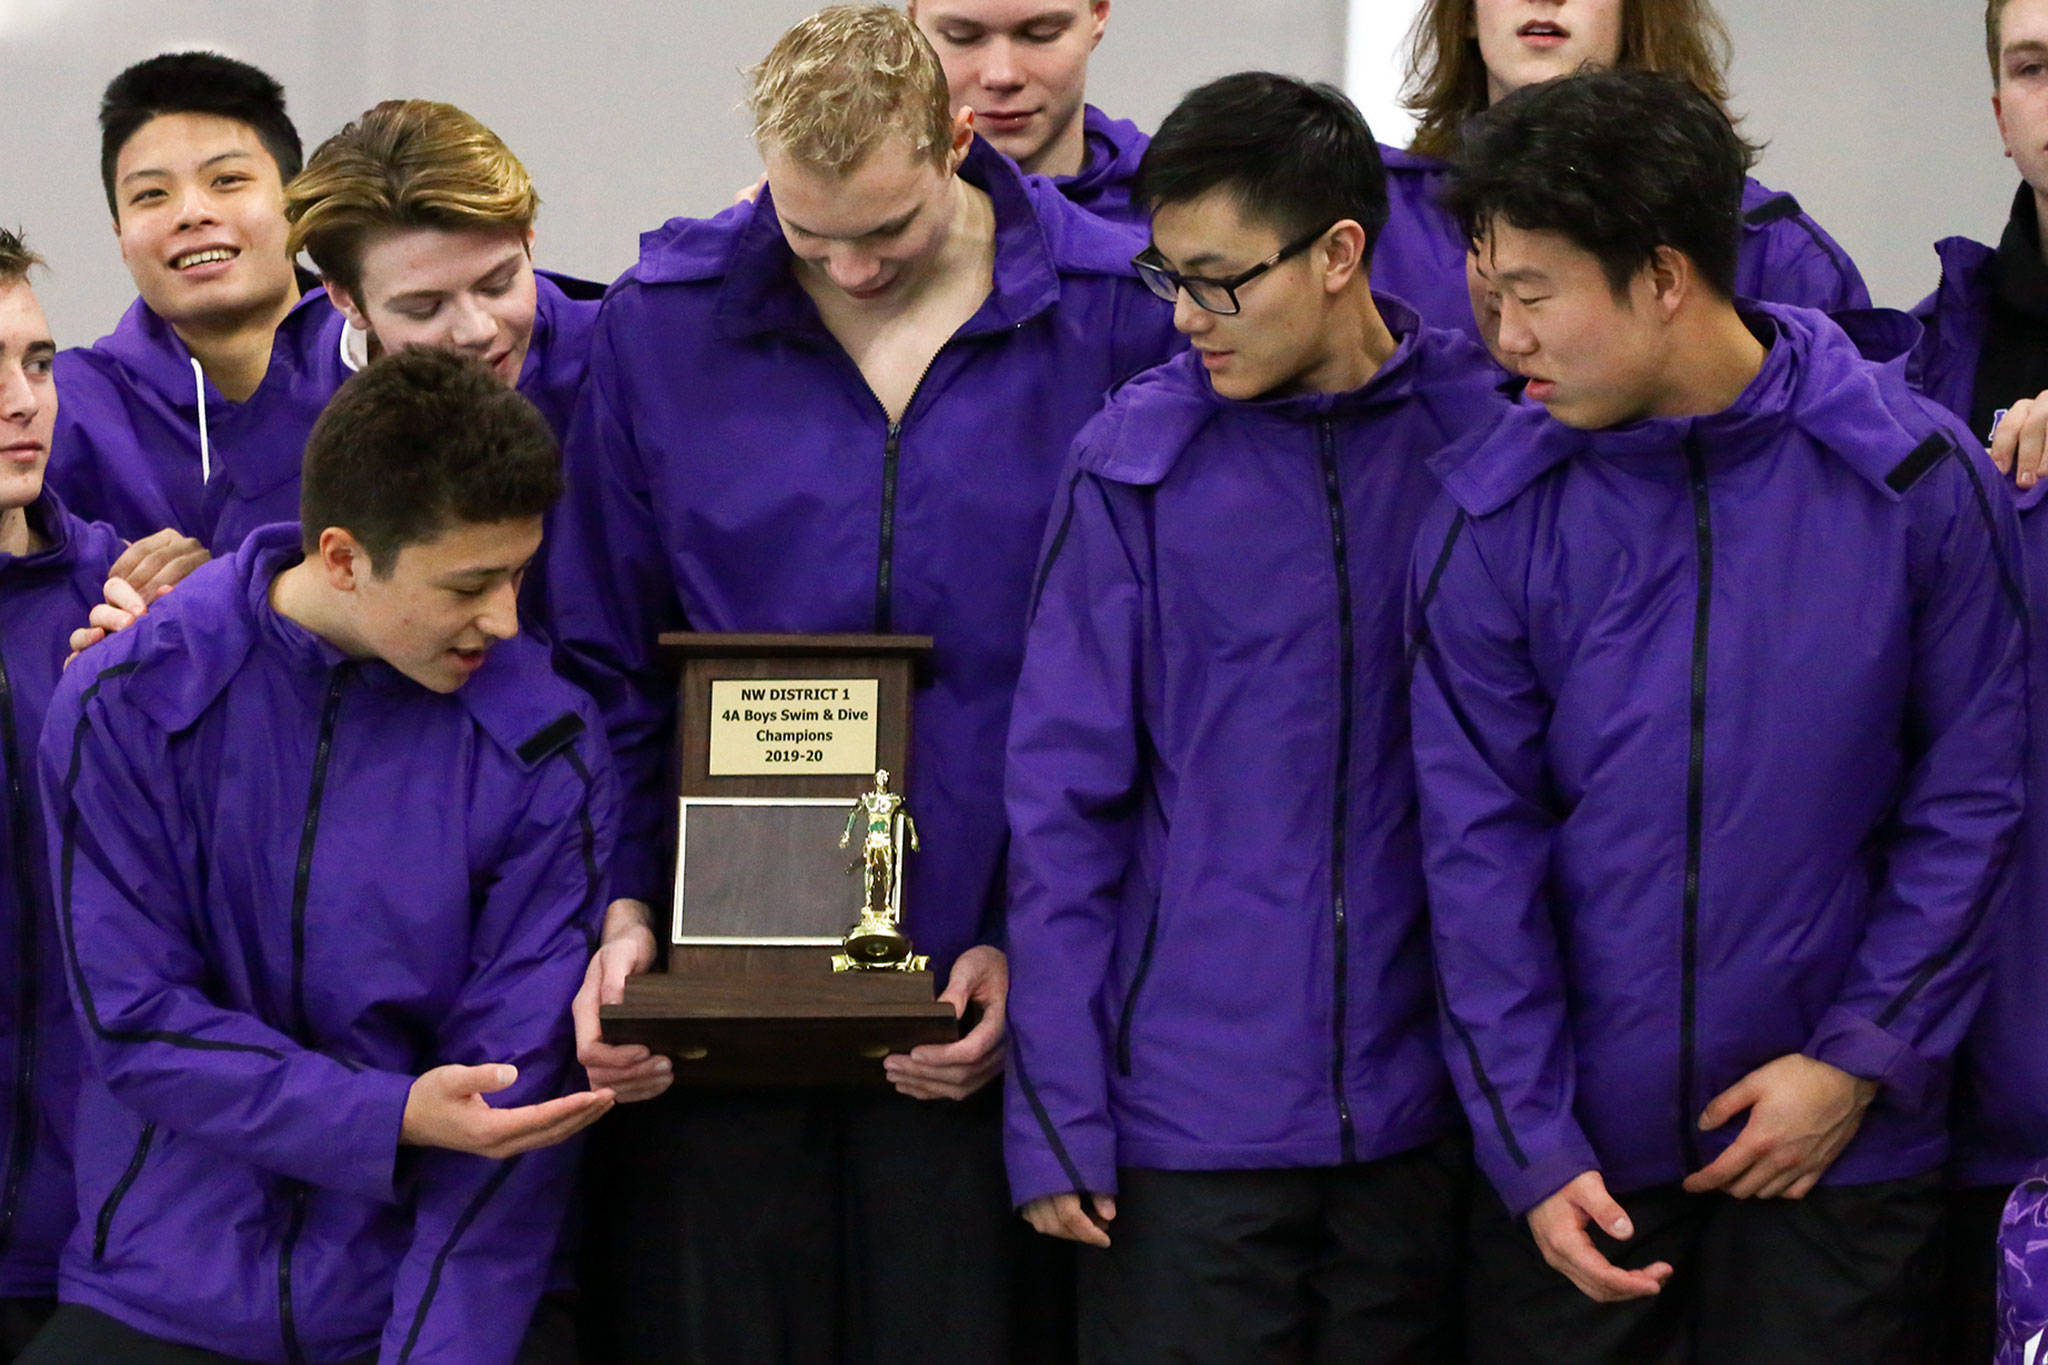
[289,671,347,1039]
[873,346,952,633]
[278,1184,308,1365]
[93,1122,156,1260]
[1679,438,1713,1171]
[278,670,344,1365]
[0,649,39,1256]
[1318,420,1358,1162]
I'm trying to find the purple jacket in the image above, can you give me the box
[0,494,124,1300]
[1906,235,1995,437]
[2000,1164,2048,1364]
[1045,105,1149,230]
[1903,234,2048,1185]
[210,269,603,558]
[38,526,614,1363]
[1001,305,1506,1206]
[48,282,350,550]
[1374,145,1872,343]
[546,136,1178,977]
[1410,303,2026,1217]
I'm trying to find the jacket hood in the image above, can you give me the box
[1057,105,1148,199]
[1076,295,1495,486]
[1378,143,1445,177]
[107,525,580,767]
[631,136,1140,340]
[90,278,345,414]
[0,489,112,583]
[1437,303,1952,517]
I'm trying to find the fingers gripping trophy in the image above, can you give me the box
[835,769,927,971]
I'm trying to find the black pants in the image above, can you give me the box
[1076,1138,1468,1365]
[15,1304,373,1365]
[1464,1173,1945,1364]
[17,1295,578,1364]
[1937,1182,2011,1364]
[0,1300,54,1365]
[578,1084,1070,1365]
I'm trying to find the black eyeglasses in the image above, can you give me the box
[1131,223,1336,316]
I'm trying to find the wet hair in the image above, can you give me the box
[100,51,302,219]
[299,348,560,572]
[1442,68,1753,299]
[0,228,44,286]
[1403,0,1733,161]
[1136,72,1390,259]
[287,100,540,299]
[748,4,954,173]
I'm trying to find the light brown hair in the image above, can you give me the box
[748,4,954,173]
[285,100,539,298]
[1990,0,2022,82]
[0,228,43,286]
[1403,0,1734,160]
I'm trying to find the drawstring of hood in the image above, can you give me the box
[190,358,212,486]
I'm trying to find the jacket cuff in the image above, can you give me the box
[1004,1127,1118,1211]
[1803,1006,1936,1111]
[1480,1134,1603,1220]
[337,1067,419,1204]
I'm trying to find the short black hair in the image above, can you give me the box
[99,52,302,219]
[1136,72,1390,261]
[300,349,561,572]
[1442,69,1755,301]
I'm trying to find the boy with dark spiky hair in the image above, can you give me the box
[1414,69,2023,1361]
[22,349,614,1365]
[46,51,350,554]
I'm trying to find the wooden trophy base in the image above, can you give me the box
[600,946,961,1087]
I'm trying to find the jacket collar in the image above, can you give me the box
[712,135,1062,341]
[93,270,342,412]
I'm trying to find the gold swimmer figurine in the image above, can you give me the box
[834,769,926,972]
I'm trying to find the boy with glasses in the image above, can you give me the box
[1003,72,1504,1362]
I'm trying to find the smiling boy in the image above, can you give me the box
[45,52,350,553]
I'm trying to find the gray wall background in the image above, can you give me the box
[1,0,1345,346]
[0,1,2016,346]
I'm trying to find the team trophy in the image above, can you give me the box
[600,633,958,1086]
[833,769,927,971]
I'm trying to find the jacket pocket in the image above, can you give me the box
[1114,909,1162,1077]
[92,1122,156,1261]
